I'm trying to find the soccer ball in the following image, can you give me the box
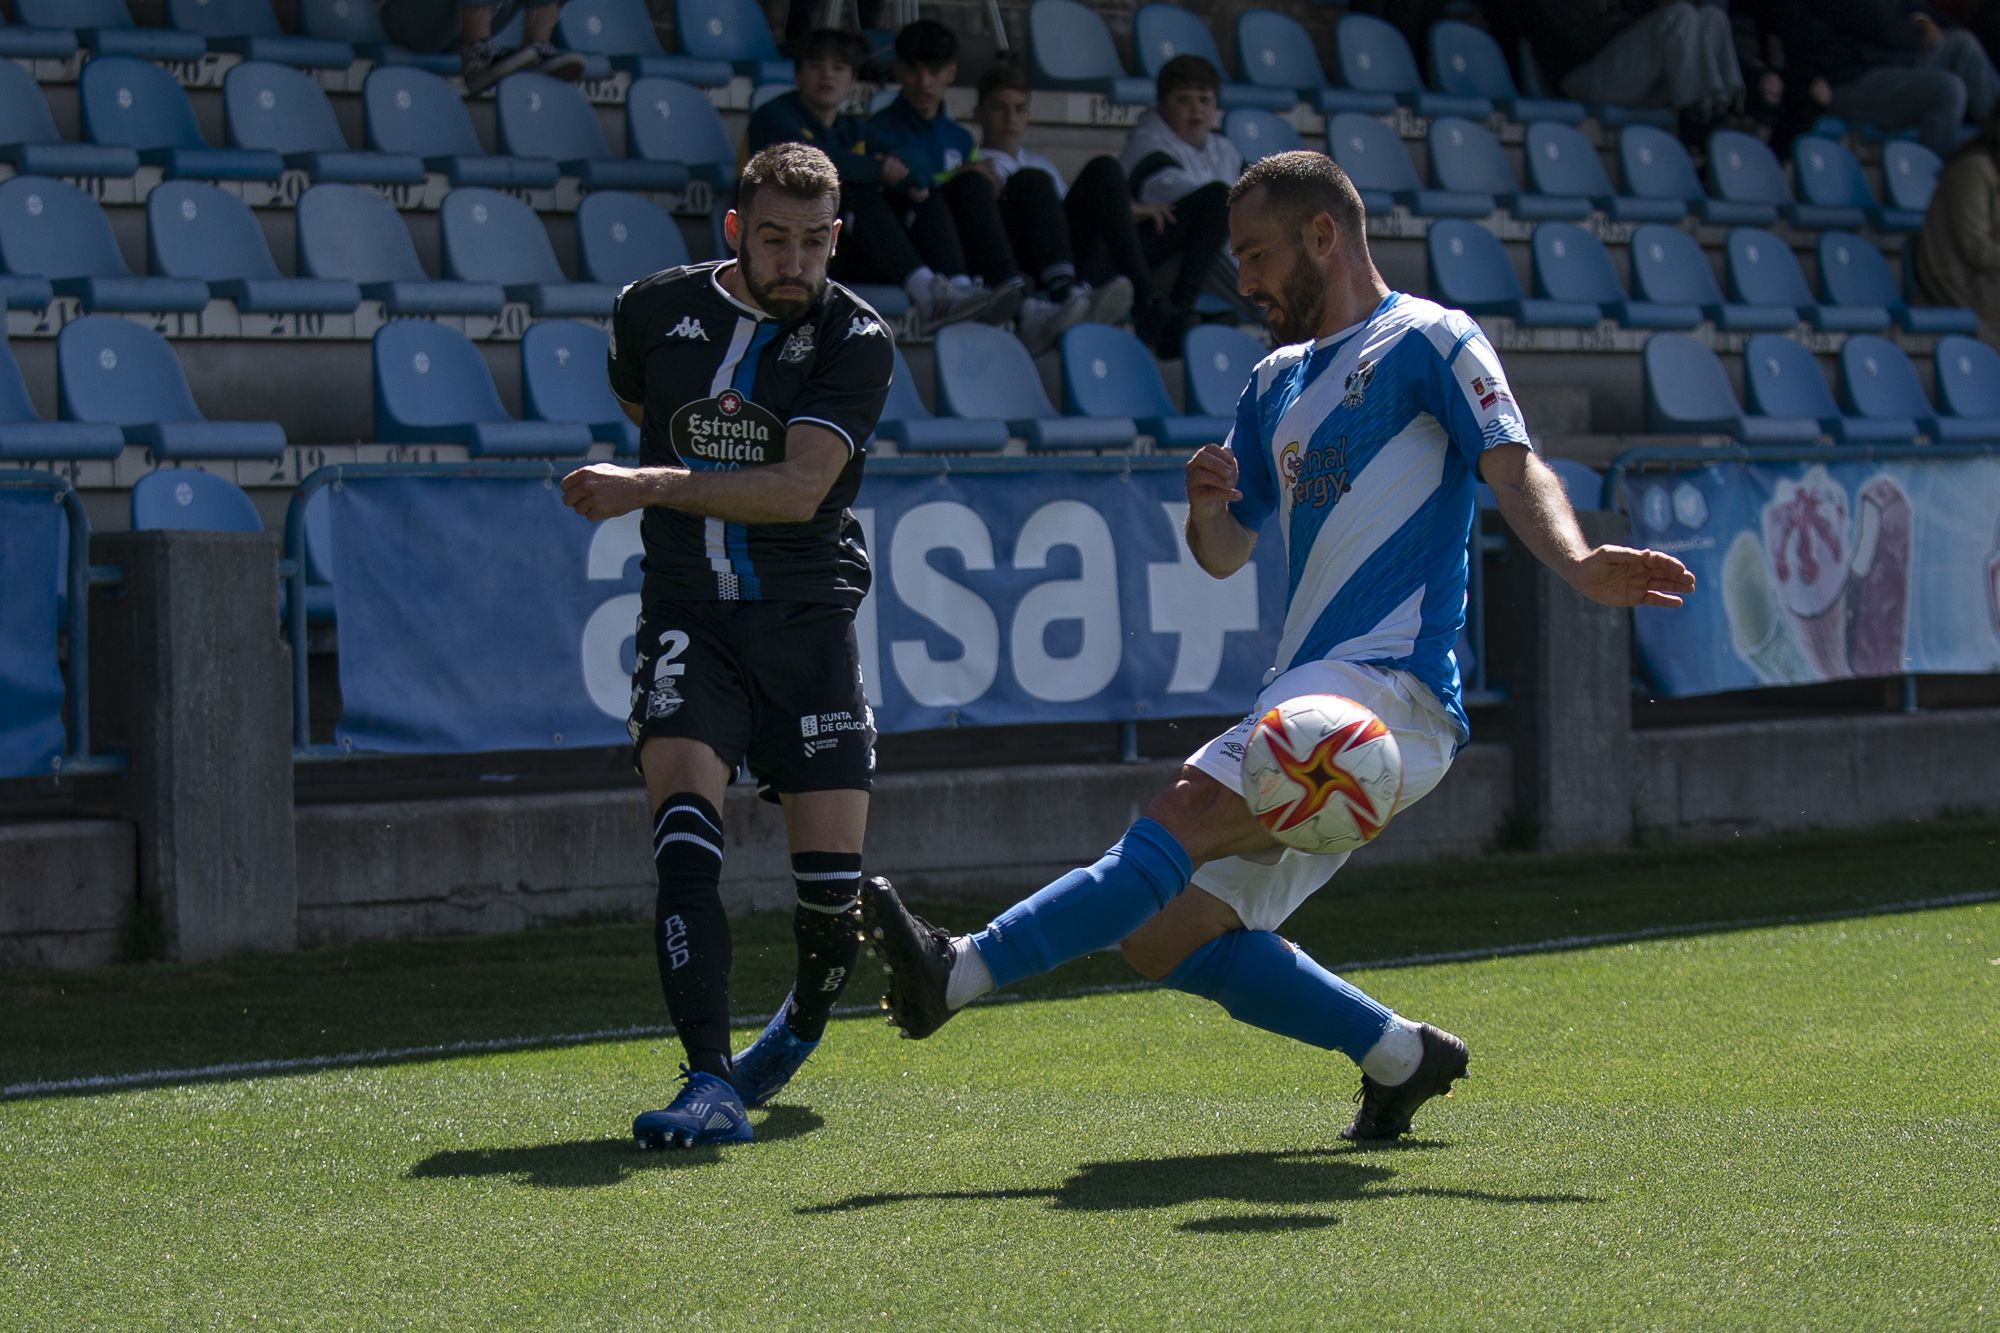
[1240,694,1403,854]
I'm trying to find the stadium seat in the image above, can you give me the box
[224,62,425,185]
[1934,335,2000,427]
[1790,135,1896,232]
[1707,129,1858,230]
[1629,224,1796,332]
[165,0,352,68]
[1743,334,1906,443]
[1025,0,1152,105]
[0,176,209,313]
[1841,334,2000,442]
[1060,322,1230,448]
[1523,122,1683,223]
[1531,223,1698,329]
[1619,125,1771,225]
[1817,232,1979,336]
[442,188,617,316]
[1182,324,1263,418]
[1134,3,1293,112]
[1642,333,1818,442]
[373,321,593,456]
[1429,117,1586,221]
[1234,10,1346,113]
[1429,220,1598,328]
[521,321,640,454]
[0,11,77,58]
[577,191,693,287]
[80,56,285,182]
[1326,114,1488,218]
[57,316,288,459]
[0,332,124,460]
[0,59,139,182]
[26,0,207,60]
[1725,228,1887,332]
[626,77,736,187]
[750,83,796,110]
[363,67,561,189]
[497,72,691,191]
[935,323,1134,451]
[1880,141,1941,227]
[1331,13,1491,120]
[130,468,263,532]
[874,346,1008,453]
[149,181,362,314]
[675,0,789,85]
[1545,457,1604,510]
[299,0,461,74]
[557,0,731,83]
[1428,21,1584,124]
[1223,109,1303,165]
[297,183,505,315]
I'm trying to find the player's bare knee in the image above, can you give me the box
[1118,934,1179,982]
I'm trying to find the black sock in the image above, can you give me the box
[785,850,863,1042]
[652,793,732,1080]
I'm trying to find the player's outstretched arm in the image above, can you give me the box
[1184,443,1257,578]
[1480,443,1696,609]
[560,424,851,526]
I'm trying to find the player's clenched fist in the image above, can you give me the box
[1185,443,1242,512]
[561,463,656,521]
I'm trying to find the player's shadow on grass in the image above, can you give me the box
[405,1105,823,1189]
[800,1147,1594,1233]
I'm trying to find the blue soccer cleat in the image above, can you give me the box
[730,992,820,1108]
[632,1068,753,1149]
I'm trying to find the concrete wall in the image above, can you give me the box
[0,819,137,969]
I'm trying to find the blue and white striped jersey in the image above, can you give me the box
[1226,291,1533,740]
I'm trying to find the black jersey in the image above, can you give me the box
[607,261,894,608]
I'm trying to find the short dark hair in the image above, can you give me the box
[977,59,1030,105]
[737,142,841,216]
[1155,53,1219,103]
[894,19,956,67]
[1228,150,1369,254]
[793,27,864,70]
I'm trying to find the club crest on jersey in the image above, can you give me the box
[671,391,786,467]
[1342,358,1376,408]
[1287,435,1356,508]
[665,314,708,341]
[779,326,815,363]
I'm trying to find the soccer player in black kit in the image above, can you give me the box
[561,142,893,1148]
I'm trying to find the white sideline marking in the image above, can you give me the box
[5,889,1994,1101]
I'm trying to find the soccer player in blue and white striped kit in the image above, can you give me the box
[862,151,1696,1140]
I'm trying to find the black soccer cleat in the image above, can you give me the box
[1338,1023,1470,1141]
[857,876,958,1040]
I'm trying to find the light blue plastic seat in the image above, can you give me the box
[1725,228,1886,333]
[1880,141,1941,227]
[81,56,286,182]
[1545,458,1604,510]
[936,323,1134,451]
[373,321,593,456]
[577,191,692,287]
[1629,224,1796,332]
[1429,21,1583,124]
[1523,122,1682,223]
[1817,231,1979,336]
[299,0,460,72]
[1642,333,1817,442]
[1234,9,1347,113]
[1061,322,1230,448]
[131,468,263,531]
[0,58,139,181]
[363,66,561,188]
[497,72,691,190]
[675,0,788,84]
[1327,113,1489,218]
[58,316,287,459]
[298,183,505,315]
[1430,117,1585,221]
[27,0,207,60]
[0,176,209,313]
[1223,108,1303,165]
[1707,128,1855,230]
[1934,335,2000,431]
[1532,222,1697,329]
[0,332,124,460]
[225,61,425,185]
[1332,13,1490,120]
[0,12,78,58]
[1841,334,2000,442]
[166,0,352,67]
[1620,125,1769,226]
[1135,3,1293,112]
[442,187,617,316]
[1744,334,1905,443]
[1026,0,1152,105]
[149,181,361,314]
[875,346,1008,453]
[1429,220,1598,327]
[626,76,736,186]
[1790,135,1894,231]
[1182,324,1264,418]
[558,0,731,83]
[522,320,640,454]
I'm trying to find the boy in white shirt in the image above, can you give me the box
[1117,54,1244,336]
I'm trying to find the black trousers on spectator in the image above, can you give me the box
[1140,180,1230,307]
[995,166,1074,291]
[1063,155,1162,308]
[831,184,923,288]
[938,172,1023,289]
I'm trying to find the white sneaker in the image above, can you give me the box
[1016,286,1093,356]
[1084,276,1135,327]
[912,273,995,335]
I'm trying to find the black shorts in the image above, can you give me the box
[627,597,875,801]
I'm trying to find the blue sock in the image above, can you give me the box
[971,818,1192,990]
[1164,930,1393,1064]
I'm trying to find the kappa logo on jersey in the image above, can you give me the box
[847,316,884,339]
[1342,358,1377,408]
[671,391,787,467]
[665,314,709,340]
[779,326,815,363]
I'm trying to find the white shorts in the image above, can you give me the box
[1185,659,1458,933]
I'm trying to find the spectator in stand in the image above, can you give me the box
[1118,55,1243,339]
[1523,0,1747,149]
[380,0,584,94]
[746,29,1000,333]
[1916,105,2000,344]
[1772,0,2000,157]
[868,21,1087,354]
